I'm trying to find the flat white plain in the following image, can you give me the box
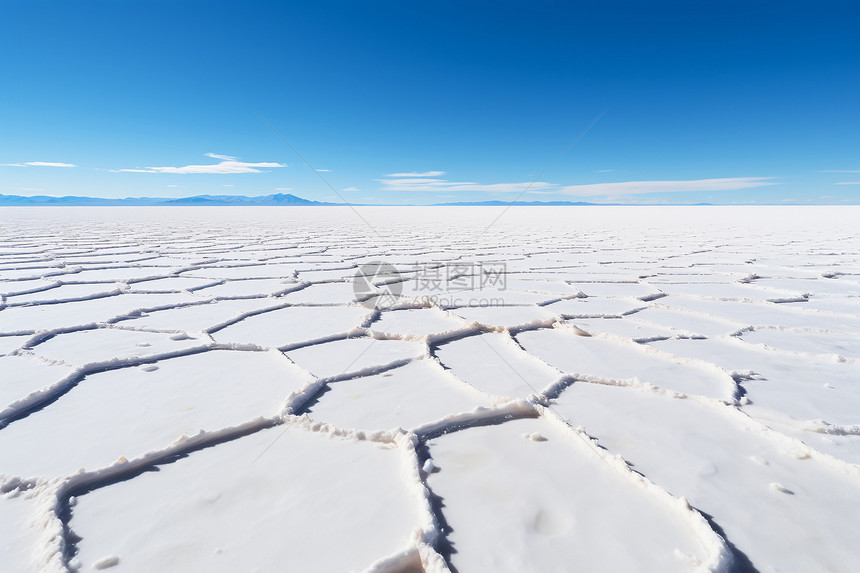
[1,206,858,572]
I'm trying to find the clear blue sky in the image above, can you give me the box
[2,0,859,204]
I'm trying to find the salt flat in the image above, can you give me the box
[1,206,859,572]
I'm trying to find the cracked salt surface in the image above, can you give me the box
[1,206,859,572]
[552,382,860,572]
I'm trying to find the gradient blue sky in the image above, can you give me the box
[2,0,859,204]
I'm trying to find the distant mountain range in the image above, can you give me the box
[0,193,334,206]
[0,193,713,207]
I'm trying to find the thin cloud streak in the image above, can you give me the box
[555,177,776,196]
[2,161,77,168]
[205,153,237,161]
[378,177,554,193]
[379,174,774,196]
[386,171,446,177]
[116,154,285,174]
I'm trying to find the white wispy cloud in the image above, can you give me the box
[316,168,331,173]
[836,181,860,185]
[2,161,76,167]
[819,170,860,173]
[117,154,285,174]
[342,186,360,192]
[554,177,775,197]
[378,177,554,193]
[386,171,447,177]
[274,187,293,191]
[379,173,772,196]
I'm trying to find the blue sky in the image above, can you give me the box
[1,0,859,204]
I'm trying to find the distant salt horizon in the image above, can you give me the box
[1,191,857,207]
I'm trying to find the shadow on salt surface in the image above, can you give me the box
[435,332,559,399]
[211,305,371,348]
[285,337,425,379]
[0,350,312,479]
[69,424,423,573]
[29,327,207,367]
[516,328,736,400]
[424,416,724,573]
[305,360,492,432]
[551,383,860,572]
